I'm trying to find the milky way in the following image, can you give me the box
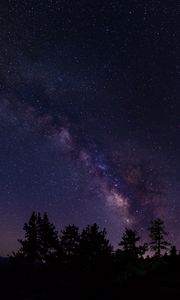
[0,1,179,255]
[0,94,172,249]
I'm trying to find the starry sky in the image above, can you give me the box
[0,1,179,255]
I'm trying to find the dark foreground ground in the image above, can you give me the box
[1,272,180,299]
[2,279,180,300]
[1,257,180,299]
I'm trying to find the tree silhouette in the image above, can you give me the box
[80,223,112,256]
[59,224,80,268]
[60,224,80,257]
[149,218,170,257]
[119,228,147,259]
[78,223,112,275]
[38,212,59,262]
[170,245,177,257]
[17,211,40,263]
[15,212,59,263]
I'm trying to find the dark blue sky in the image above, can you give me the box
[0,1,179,255]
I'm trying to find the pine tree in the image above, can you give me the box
[38,212,59,262]
[149,218,170,257]
[59,224,80,269]
[78,223,112,277]
[15,212,59,263]
[119,228,147,259]
[60,224,80,257]
[17,211,40,263]
[170,245,177,257]
[79,223,112,262]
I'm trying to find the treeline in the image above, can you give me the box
[4,212,180,299]
[12,212,175,263]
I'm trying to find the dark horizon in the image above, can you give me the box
[0,1,179,255]
[0,212,172,257]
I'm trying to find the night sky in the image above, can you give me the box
[0,1,179,255]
